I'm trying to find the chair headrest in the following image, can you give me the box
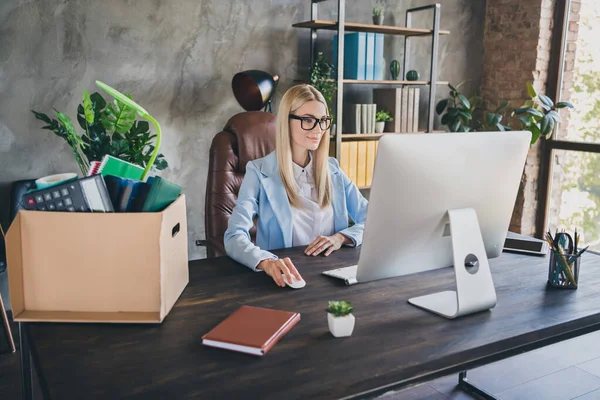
[223,111,276,172]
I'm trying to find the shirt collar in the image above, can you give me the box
[292,152,313,181]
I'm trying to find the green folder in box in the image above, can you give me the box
[99,155,145,181]
[142,176,182,212]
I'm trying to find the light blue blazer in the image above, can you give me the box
[224,151,369,270]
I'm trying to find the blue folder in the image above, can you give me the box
[373,34,384,80]
[365,33,375,80]
[333,32,366,80]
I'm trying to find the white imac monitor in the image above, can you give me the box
[323,130,532,318]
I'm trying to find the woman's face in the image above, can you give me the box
[289,100,329,153]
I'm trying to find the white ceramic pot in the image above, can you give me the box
[327,313,355,337]
[375,121,385,133]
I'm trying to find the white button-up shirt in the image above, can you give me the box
[291,155,335,246]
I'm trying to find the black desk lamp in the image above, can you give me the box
[232,70,279,113]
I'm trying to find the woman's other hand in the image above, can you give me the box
[305,233,352,257]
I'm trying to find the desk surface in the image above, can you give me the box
[27,247,600,400]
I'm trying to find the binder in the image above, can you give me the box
[365,33,375,80]
[141,176,182,212]
[333,33,366,80]
[373,34,384,80]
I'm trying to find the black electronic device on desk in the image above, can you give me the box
[503,232,549,256]
[21,175,114,212]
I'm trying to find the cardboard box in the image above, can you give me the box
[6,195,189,324]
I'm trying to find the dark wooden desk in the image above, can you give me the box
[20,247,600,400]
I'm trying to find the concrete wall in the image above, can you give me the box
[0,0,485,268]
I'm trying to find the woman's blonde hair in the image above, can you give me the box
[276,84,332,209]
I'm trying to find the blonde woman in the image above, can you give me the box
[224,84,368,287]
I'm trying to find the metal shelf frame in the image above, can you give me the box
[306,1,444,160]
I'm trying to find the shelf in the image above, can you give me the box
[343,80,449,85]
[292,20,450,37]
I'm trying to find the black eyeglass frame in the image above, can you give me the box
[288,114,332,131]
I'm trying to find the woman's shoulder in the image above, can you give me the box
[245,151,277,174]
[327,156,341,171]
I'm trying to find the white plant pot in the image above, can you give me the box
[327,313,355,337]
[375,121,385,133]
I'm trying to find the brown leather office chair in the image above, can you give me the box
[204,111,276,258]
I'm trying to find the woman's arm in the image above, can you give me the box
[223,161,278,270]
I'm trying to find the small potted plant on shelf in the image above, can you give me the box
[372,6,385,25]
[375,109,393,133]
[326,300,355,337]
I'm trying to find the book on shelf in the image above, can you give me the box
[333,33,366,80]
[365,33,375,80]
[372,87,421,133]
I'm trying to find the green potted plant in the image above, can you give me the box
[31,82,168,177]
[375,109,393,133]
[310,52,337,134]
[435,82,573,145]
[372,5,385,25]
[326,300,355,337]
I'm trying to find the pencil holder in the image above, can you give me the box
[547,251,580,289]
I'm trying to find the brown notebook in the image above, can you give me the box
[202,305,300,356]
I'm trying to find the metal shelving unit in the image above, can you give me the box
[293,1,447,161]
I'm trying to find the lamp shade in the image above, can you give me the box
[232,70,279,112]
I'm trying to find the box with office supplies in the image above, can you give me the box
[5,193,189,324]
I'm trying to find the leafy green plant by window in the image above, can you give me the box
[325,300,354,317]
[512,82,574,144]
[376,109,393,122]
[310,52,337,123]
[32,88,168,176]
[436,82,573,144]
[373,6,384,16]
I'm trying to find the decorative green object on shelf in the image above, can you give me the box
[406,70,420,81]
[390,60,400,80]
[376,109,393,122]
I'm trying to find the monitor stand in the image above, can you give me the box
[408,208,497,319]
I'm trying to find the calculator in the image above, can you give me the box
[21,175,114,212]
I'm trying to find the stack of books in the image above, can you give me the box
[373,87,420,133]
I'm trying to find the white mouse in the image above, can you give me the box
[282,274,306,289]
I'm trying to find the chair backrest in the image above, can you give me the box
[204,111,276,258]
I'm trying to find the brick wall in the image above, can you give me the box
[481,0,557,235]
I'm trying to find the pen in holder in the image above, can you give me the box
[547,250,580,289]
[545,229,588,290]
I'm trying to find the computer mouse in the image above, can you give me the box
[282,274,306,289]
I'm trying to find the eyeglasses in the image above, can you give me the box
[289,114,332,131]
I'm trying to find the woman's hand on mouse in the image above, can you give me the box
[305,233,352,257]
[257,258,302,287]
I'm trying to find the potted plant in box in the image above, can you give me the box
[326,300,355,337]
[375,109,393,133]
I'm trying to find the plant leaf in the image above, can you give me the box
[457,94,471,109]
[555,101,574,109]
[530,124,541,144]
[102,95,136,134]
[548,110,561,123]
[527,82,537,98]
[82,90,94,124]
[436,99,449,115]
[450,120,461,132]
[448,107,459,117]
[441,113,452,125]
[495,100,510,113]
[457,109,472,121]
[514,107,544,118]
[538,94,554,108]
[540,114,553,136]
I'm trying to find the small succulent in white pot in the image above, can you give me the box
[326,301,355,337]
